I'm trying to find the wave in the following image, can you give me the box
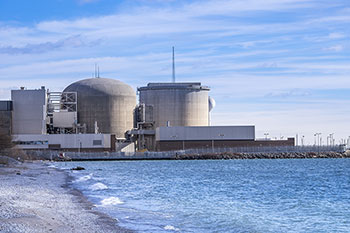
[164,225,180,231]
[89,182,108,191]
[74,173,93,183]
[100,197,124,206]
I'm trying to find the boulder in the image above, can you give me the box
[71,166,85,171]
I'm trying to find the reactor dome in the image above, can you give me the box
[63,78,136,138]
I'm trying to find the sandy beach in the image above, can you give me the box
[0,161,132,233]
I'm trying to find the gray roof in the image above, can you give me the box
[64,78,135,97]
[138,82,210,91]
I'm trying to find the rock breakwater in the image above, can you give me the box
[175,151,349,160]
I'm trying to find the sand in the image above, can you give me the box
[0,161,132,233]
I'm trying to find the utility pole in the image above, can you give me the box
[329,133,334,146]
[314,133,321,153]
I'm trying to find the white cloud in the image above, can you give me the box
[311,15,350,23]
[328,32,346,39]
[0,35,90,54]
[325,45,344,52]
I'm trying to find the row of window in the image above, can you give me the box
[15,141,48,145]
[14,139,103,146]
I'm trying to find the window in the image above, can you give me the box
[93,140,102,146]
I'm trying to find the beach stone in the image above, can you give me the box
[71,166,85,171]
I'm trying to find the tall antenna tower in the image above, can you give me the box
[172,46,175,83]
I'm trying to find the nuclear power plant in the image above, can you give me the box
[0,76,294,152]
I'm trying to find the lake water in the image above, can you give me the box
[56,159,350,232]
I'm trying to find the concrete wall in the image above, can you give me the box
[139,83,210,128]
[13,134,111,151]
[11,88,47,134]
[53,111,77,128]
[0,111,12,135]
[156,126,255,141]
[12,134,49,150]
[116,142,135,152]
[156,138,295,151]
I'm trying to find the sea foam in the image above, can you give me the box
[164,225,180,231]
[90,182,108,191]
[75,173,93,183]
[100,197,124,206]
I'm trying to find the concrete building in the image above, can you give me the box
[155,126,294,151]
[138,83,211,128]
[0,101,12,135]
[11,87,47,134]
[13,134,112,151]
[134,82,214,151]
[64,78,136,138]
[156,126,254,151]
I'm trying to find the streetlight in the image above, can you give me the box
[301,135,305,146]
[264,133,269,140]
[77,138,82,155]
[314,133,321,153]
[314,133,321,146]
[314,134,316,146]
[329,133,334,146]
[327,135,330,147]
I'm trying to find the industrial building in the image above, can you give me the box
[138,82,211,128]
[155,126,294,151]
[0,77,294,152]
[11,87,47,135]
[0,101,12,135]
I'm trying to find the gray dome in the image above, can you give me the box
[64,78,135,97]
[63,77,136,138]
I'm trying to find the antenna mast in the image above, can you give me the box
[172,46,175,83]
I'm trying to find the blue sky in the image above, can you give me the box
[0,0,349,145]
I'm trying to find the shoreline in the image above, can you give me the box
[0,161,132,233]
